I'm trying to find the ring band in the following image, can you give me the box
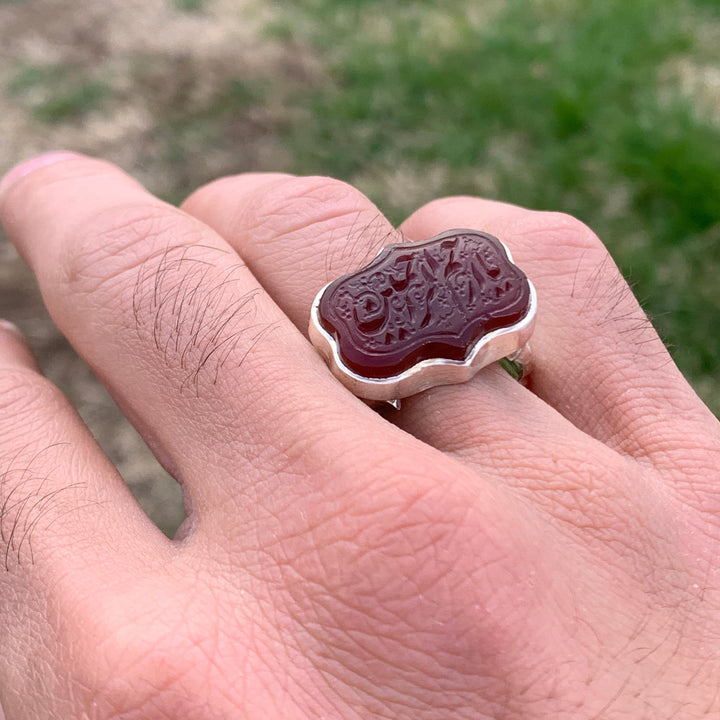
[309,229,537,402]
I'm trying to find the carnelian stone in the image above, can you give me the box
[318,229,531,379]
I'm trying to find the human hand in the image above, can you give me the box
[0,153,719,719]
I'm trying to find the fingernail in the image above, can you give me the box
[0,151,84,194]
[0,319,22,336]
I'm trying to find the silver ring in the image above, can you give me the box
[309,229,537,403]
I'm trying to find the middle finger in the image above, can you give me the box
[180,172,655,539]
[182,173,584,454]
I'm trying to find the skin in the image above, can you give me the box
[0,153,719,719]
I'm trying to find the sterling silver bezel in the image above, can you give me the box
[308,238,537,402]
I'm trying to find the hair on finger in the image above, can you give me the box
[573,253,672,368]
[131,242,278,397]
[0,443,88,571]
[323,211,404,283]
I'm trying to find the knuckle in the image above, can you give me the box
[414,196,605,256]
[524,209,604,256]
[182,171,292,214]
[58,201,203,298]
[0,366,58,421]
[239,174,375,243]
[407,198,608,267]
[407,194,517,231]
[254,174,360,211]
[66,589,238,720]
[410,195,476,217]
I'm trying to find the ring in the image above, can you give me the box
[309,229,537,403]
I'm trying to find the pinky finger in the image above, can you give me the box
[0,320,38,368]
[0,319,162,581]
[0,320,167,714]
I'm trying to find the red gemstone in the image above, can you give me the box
[318,229,532,379]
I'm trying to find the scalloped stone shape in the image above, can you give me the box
[310,229,536,400]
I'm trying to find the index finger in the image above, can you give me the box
[0,154,448,547]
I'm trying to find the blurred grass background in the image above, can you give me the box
[0,0,718,533]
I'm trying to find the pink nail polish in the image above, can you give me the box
[0,319,22,336]
[0,151,83,193]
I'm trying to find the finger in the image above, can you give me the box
[0,320,39,369]
[0,156,403,540]
[0,318,159,591]
[182,173,403,331]
[388,361,656,548]
[0,320,169,711]
[0,320,157,565]
[399,197,719,470]
[181,175,605,462]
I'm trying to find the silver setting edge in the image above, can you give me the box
[309,239,537,401]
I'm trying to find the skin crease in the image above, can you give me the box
[0,155,719,719]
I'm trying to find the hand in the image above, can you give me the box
[1,153,719,719]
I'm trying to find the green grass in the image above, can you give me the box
[172,0,209,12]
[8,62,110,123]
[267,0,720,413]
